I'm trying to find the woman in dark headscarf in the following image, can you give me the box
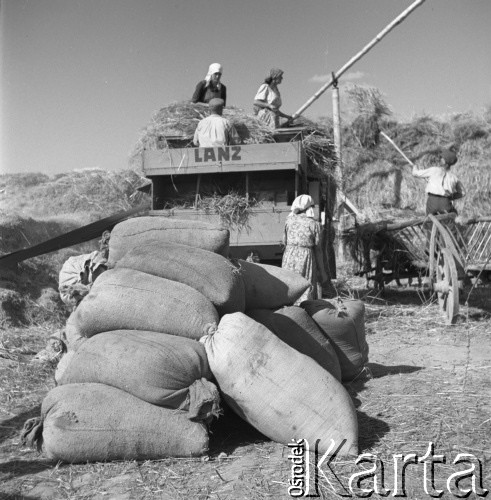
[253,68,292,129]
[192,63,227,106]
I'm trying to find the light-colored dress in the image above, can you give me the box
[282,215,322,304]
[254,83,282,129]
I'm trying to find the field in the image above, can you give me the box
[1,106,490,499]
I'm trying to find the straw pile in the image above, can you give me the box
[130,102,274,165]
[195,193,259,233]
[157,191,260,234]
[345,85,392,149]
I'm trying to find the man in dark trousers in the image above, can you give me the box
[412,148,464,215]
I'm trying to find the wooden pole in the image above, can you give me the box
[291,0,426,119]
[331,80,347,264]
[332,83,342,180]
[245,172,250,201]
[195,174,202,207]
[380,131,415,167]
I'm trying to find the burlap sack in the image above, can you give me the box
[54,349,74,382]
[201,313,358,456]
[301,298,369,381]
[247,306,341,381]
[115,242,245,315]
[56,330,220,421]
[236,260,310,310]
[65,268,219,346]
[107,216,230,266]
[21,383,208,463]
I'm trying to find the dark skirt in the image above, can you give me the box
[426,194,456,216]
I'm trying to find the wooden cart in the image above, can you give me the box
[342,213,491,325]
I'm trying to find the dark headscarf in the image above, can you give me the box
[265,68,284,85]
[208,98,225,114]
[441,148,458,167]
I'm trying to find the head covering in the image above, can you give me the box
[290,194,315,218]
[269,68,284,80]
[441,148,458,166]
[205,63,223,88]
[88,250,107,272]
[209,98,225,114]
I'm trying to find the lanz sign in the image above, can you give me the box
[142,142,303,175]
[194,146,242,163]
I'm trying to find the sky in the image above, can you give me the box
[1,0,490,175]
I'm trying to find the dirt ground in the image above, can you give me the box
[0,285,490,500]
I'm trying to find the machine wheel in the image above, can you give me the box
[432,248,460,325]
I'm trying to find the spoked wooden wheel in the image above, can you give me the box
[432,248,460,325]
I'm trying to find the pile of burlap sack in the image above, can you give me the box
[22,216,369,463]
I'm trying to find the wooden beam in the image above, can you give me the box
[195,174,202,207]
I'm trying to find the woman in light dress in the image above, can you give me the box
[282,195,328,304]
[253,68,293,129]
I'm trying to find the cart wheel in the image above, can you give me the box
[428,214,466,281]
[432,248,460,325]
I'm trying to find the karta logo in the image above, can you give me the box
[287,439,488,498]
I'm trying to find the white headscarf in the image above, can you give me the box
[290,194,315,218]
[205,63,223,88]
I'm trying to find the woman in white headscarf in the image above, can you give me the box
[192,63,227,106]
[282,194,327,304]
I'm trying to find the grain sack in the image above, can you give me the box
[56,330,220,421]
[107,216,230,266]
[237,260,310,310]
[201,313,358,456]
[65,268,219,345]
[115,242,245,315]
[21,383,208,463]
[54,349,74,382]
[301,298,369,381]
[63,312,86,350]
[247,306,341,381]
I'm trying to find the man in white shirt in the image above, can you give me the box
[193,98,240,148]
[412,148,464,215]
